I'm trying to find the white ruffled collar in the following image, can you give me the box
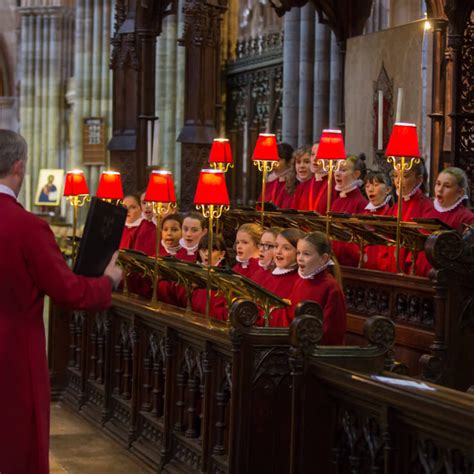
[335,179,363,198]
[365,194,392,211]
[434,195,468,213]
[298,260,334,279]
[396,182,422,201]
[272,264,298,275]
[125,216,144,229]
[161,240,182,255]
[258,260,273,271]
[236,255,250,268]
[179,238,199,255]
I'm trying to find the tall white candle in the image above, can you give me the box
[378,90,383,150]
[396,88,404,122]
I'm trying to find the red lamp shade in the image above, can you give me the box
[252,133,279,161]
[386,122,421,158]
[209,138,233,165]
[194,169,230,206]
[316,129,346,160]
[145,170,176,203]
[63,170,89,196]
[96,171,124,199]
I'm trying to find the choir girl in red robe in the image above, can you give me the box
[362,171,393,271]
[264,228,305,327]
[179,211,208,262]
[253,226,283,286]
[291,145,314,210]
[331,154,368,266]
[185,234,229,321]
[291,232,346,344]
[119,194,144,249]
[261,143,294,206]
[388,158,433,274]
[233,223,262,278]
[140,190,156,223]
[426,167,474,231]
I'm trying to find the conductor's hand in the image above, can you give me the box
[104,251,123,290]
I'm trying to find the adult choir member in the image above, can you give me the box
[0,130,123,474]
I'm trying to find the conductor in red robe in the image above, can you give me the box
[0,130,123,474]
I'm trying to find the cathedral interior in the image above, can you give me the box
[0,0,473,472]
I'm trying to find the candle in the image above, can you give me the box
[378,90,383,150]
[152,118,160,166]
[396,88,403,122]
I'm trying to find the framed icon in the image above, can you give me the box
[34,169,65,207]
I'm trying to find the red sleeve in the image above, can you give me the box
[23,219,112,310]
[320,284,347,345]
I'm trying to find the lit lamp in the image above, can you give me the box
[386,122,421,273]
[209,138,233,172]
[144,170,177,304]
[252,133,279,227]
[64,170,90,263]
[96,171,124,203]
[194,169,230,323]
[315,129,346,235]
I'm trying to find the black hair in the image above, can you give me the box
[197,234,229,266]
[278,143,294,164]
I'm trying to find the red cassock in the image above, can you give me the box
[415,202,474,277]
[0,194,112,474]
[275,184,295,209]
[362,202,392,271]
[261,178,284,204]
[290,270,346,345]
[292,176,337,214]
[232,257,260,279]
[263,269,299,327]
[252,265,273,287]
[133,219,156,255]
[387,189,433,274]
[189,288,228,321]
[331,188,368,267]
[119,219,143,249]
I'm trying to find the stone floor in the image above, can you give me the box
[49,403,152,473]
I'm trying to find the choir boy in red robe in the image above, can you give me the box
[290,145,312,208]
[362,171,393,271]
[0,130,123,474]
[253,226,283,287]
[179,211,208,262]
[331,154,368,266]
[119,194,144,249]
[291,232,346,344]
[261,143,294,206]
[232,223,262,278]
[388,159,433,274]
[264,228,305,327]
[416,167,474,276]
[140,190,156,223]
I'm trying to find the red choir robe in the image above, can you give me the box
[233,257,260,279]
[252,264,273,287]
[292,175,336,214]
[262,176,284,204]
[290,269,346,345]
[0,193,112,474]
[189,288,228,321]
[331,187,368,267]
[362,200,392,271]
[415,201,474,276]
[388,188,433,274]
[275,184,295,209]
[119,218,143,249]
[263,268,299,327]
[133,219,157,256]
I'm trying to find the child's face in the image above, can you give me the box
[296,239,329,276]
[365,179,391,206]
[393,169,422,196]
[235,231,259,261]
[199,248,225,266]
[182,217,206,247]
[274,235,297,269]
[140,193,154,221]
[123,197,141,224]
[258,231,277,267]
[162,219,182,247]
[295,153,312,181]
[435,172,464,208]
[310,143,324,174]
[335,160,359,188]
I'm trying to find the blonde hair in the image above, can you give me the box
[237,223,263,246]
[440,167,470,199]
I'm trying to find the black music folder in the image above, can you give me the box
[73,197,127,277]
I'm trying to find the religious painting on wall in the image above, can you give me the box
[34,168,65,207]
[82,117,106,165]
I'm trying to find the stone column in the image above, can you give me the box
[328,32,342,129]
[313,20,330,140]
[177,0,227,210]
[282,7,300,147]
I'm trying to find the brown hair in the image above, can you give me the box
[345,153,367,181]
[293,145,312,162]
[302,231,343,288]
[263,226,284,238]
[162,213,182,228]
[439,167,470,201]
[237,223,263,246]
[183,211,207,229]
[197,233,229,266]
[123,194,141,207]
[278,228,306,249]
